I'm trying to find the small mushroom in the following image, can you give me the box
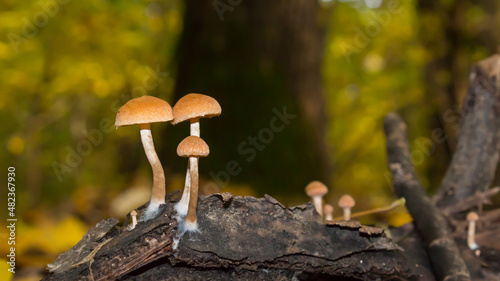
[333,197,406,221]
[324,204,334,221]
[129,210,138,230]
[305,181,328,217]
[172,94,221,216]
[466,211,479,252]
[177,135,210,230]
[115,96,173,220]
[338,195,355,220]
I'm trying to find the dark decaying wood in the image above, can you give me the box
[389,224,436,281]
[384,113,471,281]
[43,193,423,281]
[434,55,500,208]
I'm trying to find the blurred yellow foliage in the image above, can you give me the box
[0,259,13,281]
[389,211,413,227]
[16,216,87,264]
[363,52,385,73]
[7,136,25,155]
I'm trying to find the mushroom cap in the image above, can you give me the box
[324,204,334,215]
[467,211,479,221]
[338,194,355,208]
[305,181,328,197]
[177,136,210,157]
[115,96,173,127]
[130,210,137,216]
[171,93,221,125]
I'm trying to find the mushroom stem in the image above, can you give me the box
[312,196,323,217]
[343,208,351,220]
[190,118,200,137]
[325,213,333,221]
[131,210,137,229]
[175,162,191,216]
[467,220,478,250]
[185,156,199,230]
[140,123,165,207]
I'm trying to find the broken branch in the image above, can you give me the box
[384,113,471,281]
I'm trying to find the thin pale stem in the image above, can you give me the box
[325,213,333,221]
[140,123,165,205]
[343,208,351,220]
[186,157,199,226]
[312,196,323,217]
[467,221,478,250]
[191,118,200,137]
[131,213,137,228]
[176,162,191,216]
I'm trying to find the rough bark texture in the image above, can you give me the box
[435,55,500,208]
[389,224,436,281]
[43,193,421,281]
[384,113,471,281]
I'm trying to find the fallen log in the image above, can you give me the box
[43,193,420,280]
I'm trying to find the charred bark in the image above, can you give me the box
[43,193,420,281]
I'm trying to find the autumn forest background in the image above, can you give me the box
[1,0,500,280]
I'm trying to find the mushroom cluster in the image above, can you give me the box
[114,95,408,235]
[115,93,220,230]
[304,181,404,223]
[304,181,356,222]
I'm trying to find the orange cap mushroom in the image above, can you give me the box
[305,181,328,217]
[177,136,210,230]
[171,93,221,134]
[115,96,173,220]
[172,94,221,216]
[324,204,334,221]
[338,195,355,220]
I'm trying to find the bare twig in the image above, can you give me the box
[442,187,500,217]
[332,198,405,221]
[384,113,471,281]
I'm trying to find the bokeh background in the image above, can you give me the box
[1,0,500,280]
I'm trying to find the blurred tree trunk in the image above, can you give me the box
[162,0,331,197]
[416,0,499,190]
